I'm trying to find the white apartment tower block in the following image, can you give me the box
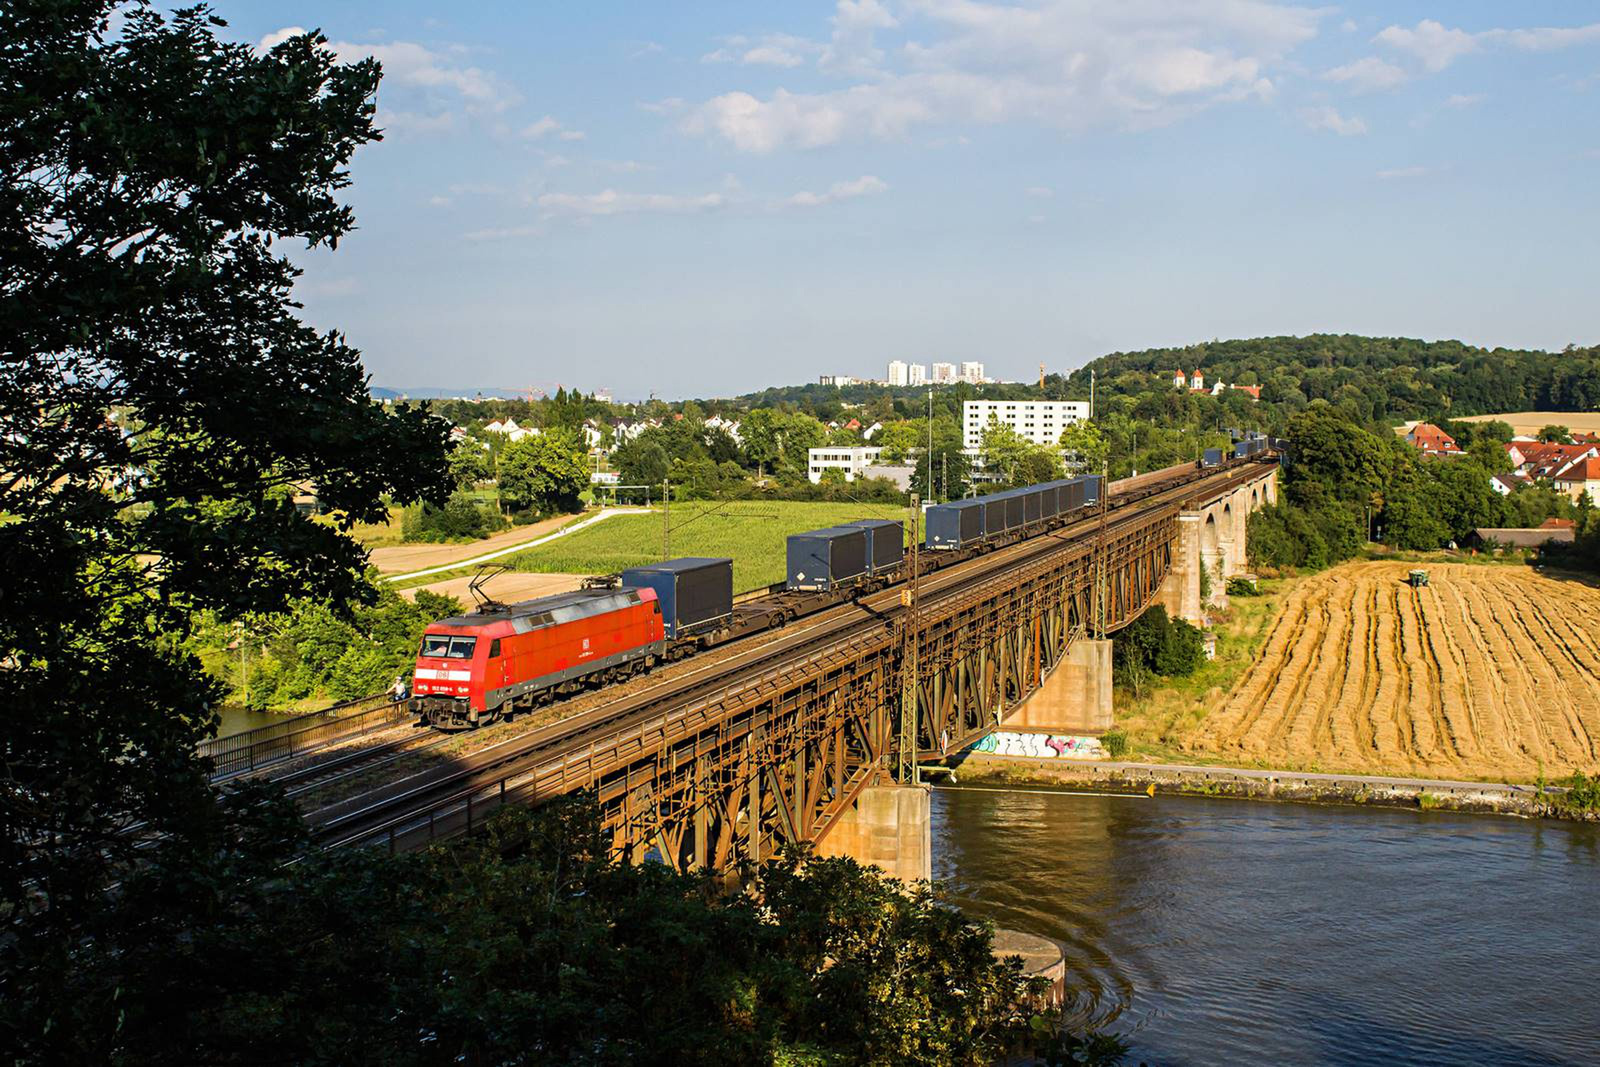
[932,362,956,383]
[960,361,986,384]
[908,363,928,386]
[963,399,1091,450]
[886,360,909,386]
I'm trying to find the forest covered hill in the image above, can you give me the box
[1067,334,1600,424]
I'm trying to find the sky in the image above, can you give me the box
[221,2,1600,399]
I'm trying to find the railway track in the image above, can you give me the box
[305,460,1272,852]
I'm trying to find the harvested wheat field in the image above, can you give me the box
[1188,561,1600,780]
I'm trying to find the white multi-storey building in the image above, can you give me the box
[886,360,909,386]
[908,363,928,386]
[960,361,986,384]
[819,375,857,387]
[807,445,884,484]
[962,400,1091,450]
[932,362,956,383]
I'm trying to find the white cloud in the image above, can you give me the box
[522,115,585,141]
[703,34,820,68]
[1374,19,1479,72]
[464,224,546,242]
[1300,105,1367,135]
[630,41,664,59]
[784,174,889,207]
[639,97,687,115]
[1026,185,1054,198]
[258,26,305,50]
[1446,93,1486,108]
[1375,18,1600,73]
[1376,165,1428,179]
[682,0,1321,152]
[1323,56,1408,91]
[521,116,561,139]
[537,189,727,218]
[258,27,517,132]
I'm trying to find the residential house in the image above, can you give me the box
[1404,422,1464,456]
[1552,457,1600,503]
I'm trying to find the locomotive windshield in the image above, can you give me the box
[420,634,478,659]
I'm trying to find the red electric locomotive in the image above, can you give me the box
[409,586,666,729]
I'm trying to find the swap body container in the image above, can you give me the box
[842,519,905,575]
[925,499,985,549]
[620,557,734,639]
[786,526,869,591]
[1202,448,1224,467]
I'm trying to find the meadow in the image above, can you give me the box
[499,499,911,592]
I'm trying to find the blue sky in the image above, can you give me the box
[225,2,1599,398]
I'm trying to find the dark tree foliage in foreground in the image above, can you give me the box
[0,1,448,931]
[3,797,1125,1066]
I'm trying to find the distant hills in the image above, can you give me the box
[1070,334,1600,422]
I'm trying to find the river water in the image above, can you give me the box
[933,787,1600,1066]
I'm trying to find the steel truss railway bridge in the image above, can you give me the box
[309,459,1279,879]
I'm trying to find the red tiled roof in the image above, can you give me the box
[1540,517,1576,529]
[1407,423,1458,451]
[1554,457,1600,481]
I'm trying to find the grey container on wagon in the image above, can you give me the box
[926,499,985,550]
[620,557,734,640]
[1080,474,1104,507]
[842,519,905,575]
[786,526,870,592]
[982,491,1023,537]
[1202,447,1224,467]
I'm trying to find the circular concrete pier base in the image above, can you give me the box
[992,928,1066,1006]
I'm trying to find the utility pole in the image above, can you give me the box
[661,475,670,560]
[925,388,934,501]
[1090,368,1096,420]
[898,493,921,785]
[1096,459,1109,638]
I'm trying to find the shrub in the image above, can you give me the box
[401,491,508,542]
[1100,728,1129,759]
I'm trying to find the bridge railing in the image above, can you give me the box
[201,693,407,779]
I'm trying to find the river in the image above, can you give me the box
[932,787,1600,1067]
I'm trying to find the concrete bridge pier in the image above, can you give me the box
[1005,637,1113,733]
[815,783,932,882]
[1157,511,1205,625]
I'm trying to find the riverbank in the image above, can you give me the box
[945,753,1600,822]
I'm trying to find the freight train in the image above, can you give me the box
[408,459,1262,729]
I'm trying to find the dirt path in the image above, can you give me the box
[1185,561,1600,780]
[370,507,649,579]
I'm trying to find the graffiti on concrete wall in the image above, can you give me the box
[972,732,1106,760]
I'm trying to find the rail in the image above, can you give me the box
[201,693,408,779]
[307,458,1279,853]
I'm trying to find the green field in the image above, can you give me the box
[500,500,911,592]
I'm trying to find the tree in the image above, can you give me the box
[0,5,449,921]
[497,431,587,514]
[1538,424,1572,444]
[1059,419,1109,474]
[614,436,671,488]
[447,439,492,487]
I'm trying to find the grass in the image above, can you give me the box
[1111,575,1295,762]
[496,499,912,592]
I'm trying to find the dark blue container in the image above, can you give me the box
[842,519,905,575]
[786,526,869,591]
[620,557,733,639]
[926,499,985,549]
